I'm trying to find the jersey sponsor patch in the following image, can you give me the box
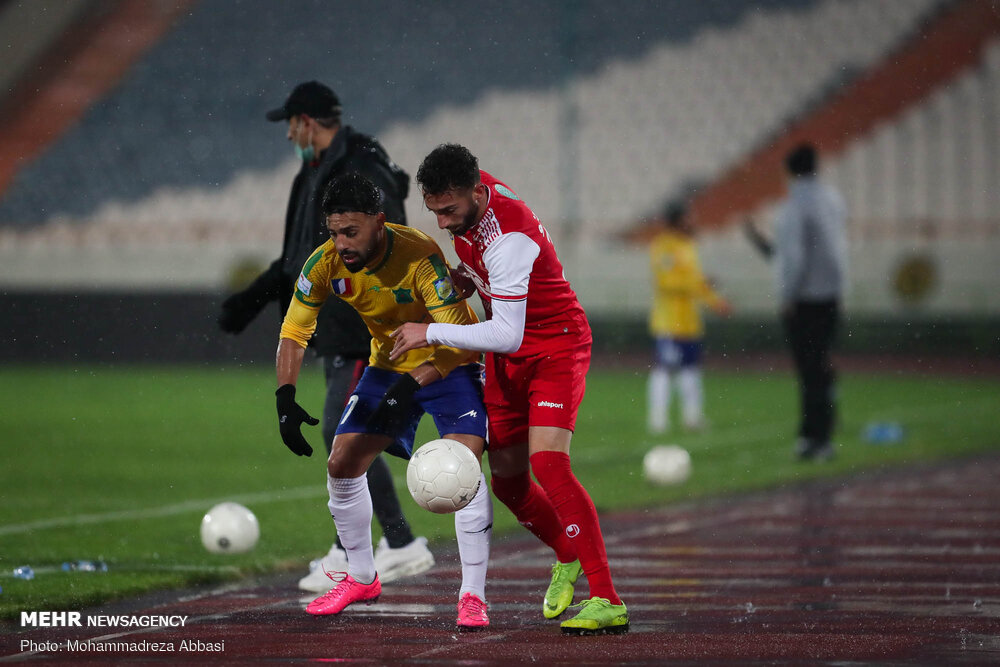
[494,183,519,200]
[433,276,457,302]
[331,278,353,296]
[296,273,313,296]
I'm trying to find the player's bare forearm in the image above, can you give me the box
[389,322,431,361]
[275,338,306,387]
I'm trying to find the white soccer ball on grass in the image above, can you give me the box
[200,502,260,554]
[406,438,481,514]
[643,445,692,485]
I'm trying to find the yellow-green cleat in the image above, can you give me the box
[560,597,629,635]
[543,559,583,619]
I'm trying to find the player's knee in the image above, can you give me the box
[327,448,356,478]
[529,450,574,492]
[490,471,531,508]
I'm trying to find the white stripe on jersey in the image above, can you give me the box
[474,210,503,248]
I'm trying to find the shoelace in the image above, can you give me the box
[549,563,575,592]
[310,547,345,571]
[313,570,351,603]
[460,595,487,618]
[566,596,612,613]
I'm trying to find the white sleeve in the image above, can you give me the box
[425,232,539,354]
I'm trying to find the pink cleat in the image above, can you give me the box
[456,592,489,631]
[305,571,381,616]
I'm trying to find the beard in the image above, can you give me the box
[339,250,367,273]
[338,229,382,273]
[449,198,482,236]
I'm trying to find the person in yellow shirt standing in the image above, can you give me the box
[648,201,731,433]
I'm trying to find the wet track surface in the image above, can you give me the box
[4,455,999,664]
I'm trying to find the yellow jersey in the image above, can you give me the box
[649,230,724,339]
[280,223,479,378]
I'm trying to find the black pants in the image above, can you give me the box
[322,354,414,549]
[782,301,839,444]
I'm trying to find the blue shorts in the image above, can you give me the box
[654,337,702,368]
[334,364,488,460]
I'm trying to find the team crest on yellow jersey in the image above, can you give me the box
[392,287,413,303]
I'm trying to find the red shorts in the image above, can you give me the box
[485,336,591,448]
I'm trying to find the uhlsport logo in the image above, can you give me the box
[565,524,581,538]
[537,400,564,409]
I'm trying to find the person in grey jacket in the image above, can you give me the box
[218,81,433,589]
[772,143,847,461]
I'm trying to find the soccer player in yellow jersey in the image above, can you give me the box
[274,173,491,629]
[648,201,731,433]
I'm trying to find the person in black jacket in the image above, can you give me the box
[218,81,433,591]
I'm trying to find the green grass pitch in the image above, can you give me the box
[1,363,998,619]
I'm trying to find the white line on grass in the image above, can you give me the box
[0,485,325,537]
[3,395,993,537]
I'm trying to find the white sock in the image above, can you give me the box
[454,473,492,601]
[327,474,376,584]
[648,367,671,433]
[678,367,704,427]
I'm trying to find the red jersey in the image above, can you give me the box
[451,170,591,357]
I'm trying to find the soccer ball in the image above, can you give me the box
[643,445,692,485]
[200,502,260,554]
[406,439,481,514]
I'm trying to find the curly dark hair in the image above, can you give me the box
[416,143,480,195]
[322,172,382,216]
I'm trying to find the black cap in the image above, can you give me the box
[266,81,342,122]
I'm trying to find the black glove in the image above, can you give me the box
[218,260,283,333]
[366,374,420,437]
[275,384,319,456]
[219,290,263,333]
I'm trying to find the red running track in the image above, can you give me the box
[3,455,999,664]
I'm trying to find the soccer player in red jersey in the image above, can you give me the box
[390,144,628,635]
